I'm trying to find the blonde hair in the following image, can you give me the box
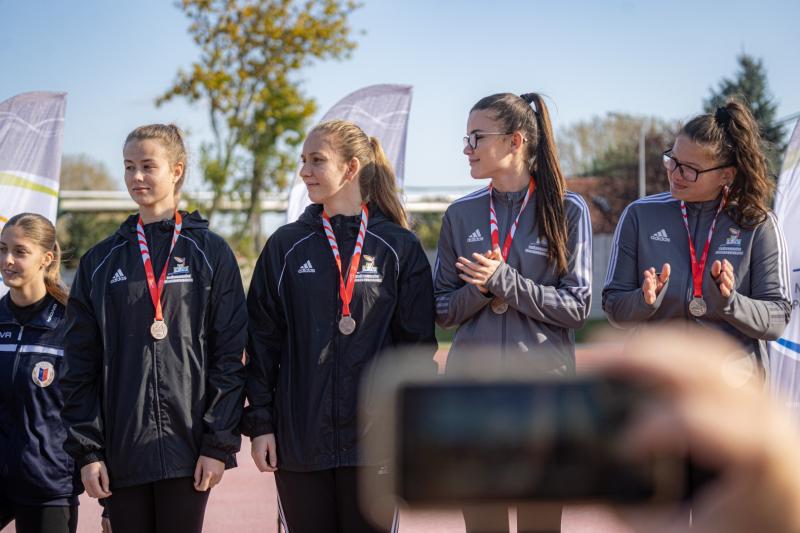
[124,123,188,199]
[2,213,68,305]
[310,120,408,228]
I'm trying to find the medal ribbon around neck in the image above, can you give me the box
[321,204,368,320]
[136,211,182,325]
[679,187,729,300]
[489,178,535,261]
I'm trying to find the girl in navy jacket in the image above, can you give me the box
[0,213,81,533]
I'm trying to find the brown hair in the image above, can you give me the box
[124,123,188,200]
[471,92,569,274]
[681,99,773,228]
[310,120,408,228]
[2,213,68,305]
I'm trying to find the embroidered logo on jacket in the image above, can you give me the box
[0,331,12,339]
[650,229,671,242]
[298,260,316,274]
[32,361,55,387]
[716,227,744,256]
[356,255,382,283]
[467,229,484,243]
[165,256,194,284]
[525,237,548,256]
[110,268,127,284]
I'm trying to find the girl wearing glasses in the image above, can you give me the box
[434,93,592,532]
[603,100,791,377]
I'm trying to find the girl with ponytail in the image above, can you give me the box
[603,99,790,379]
[0,213,81,533]
[434,93,593,532]
[244,119,436,532]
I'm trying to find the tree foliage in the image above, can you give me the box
[704,53,785,173]
[158,0,360,254]
[57,155,127,269]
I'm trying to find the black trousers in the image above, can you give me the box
[275,467,396,533]
[0,498,77,533]
[463,503,562,533]
[107,477,210,533]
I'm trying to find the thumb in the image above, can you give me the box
[710,260,721,278]
[99,464,111,495]
[660,263,671,282]
[193,459,203,488]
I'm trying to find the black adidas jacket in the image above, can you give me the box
[61,211,247,489]
[0,294,82,506]
[242,204,436,471]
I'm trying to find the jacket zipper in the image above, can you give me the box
[689,205,705,319]
[10,325,24,389]
[501,193,514,358]
[151,338,167,475]
[332,218,341,465]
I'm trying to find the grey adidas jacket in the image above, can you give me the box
[603,191,792,372]
[434,186,593,374]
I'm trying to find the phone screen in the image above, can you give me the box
[397,378,666,504]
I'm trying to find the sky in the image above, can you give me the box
[2,0,799,190]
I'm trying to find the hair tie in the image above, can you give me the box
[715,106,732,128]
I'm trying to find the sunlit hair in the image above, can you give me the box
[471,93,569,274]
[124,123,188,199]
[681,99,773,228]
[310,120,408,228]
[2,213,68,305]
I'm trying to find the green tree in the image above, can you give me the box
[57,155,127,268]
[704,53,785,173]
[158,0,360,255]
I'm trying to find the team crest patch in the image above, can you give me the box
[166,256,193,284]
[32,361,55,387]
[716,227,744,256]
[356,255,382,282]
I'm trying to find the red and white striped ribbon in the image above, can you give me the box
[321,204,368,317]
[136,211,182,322]
[489,178,535,261]
[679,187,729,299]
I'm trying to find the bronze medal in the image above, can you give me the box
[150,319,168,340]
[688,297,707,317]
[490,298,509,315]
[339,316,356,335]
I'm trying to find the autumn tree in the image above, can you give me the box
[158,0,360,254]
[704,53,786,173]
[57,154,127,268]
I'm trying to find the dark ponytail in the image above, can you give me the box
[472,93,569,274]
[681,98,772,228]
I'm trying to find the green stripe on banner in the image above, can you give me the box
[0,171,59,197]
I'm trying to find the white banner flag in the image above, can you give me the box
[769,118,800,411]
[286,84,412,222]
[0,91,67,291]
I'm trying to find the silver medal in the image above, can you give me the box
[688,297,707,317]
[339,316,356,335]
[150,320,168,340]
[490,298,509,315]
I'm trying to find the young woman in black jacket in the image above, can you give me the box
[0,213,80,533]
[61,124,248,533]
[243,119,436,533]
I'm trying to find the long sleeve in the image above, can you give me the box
[434,212,492,328]
[391,236,438,349]
[704,213,792,341]
[484,194,593,329]
[602,204,664,327]
[200,242,248,461]
[61,256,106,467]
[241,239,285,438]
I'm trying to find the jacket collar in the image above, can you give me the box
[0,293,63,330]
[116,210,210,241]
[297,202,388,231]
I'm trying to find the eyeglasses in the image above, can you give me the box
[662,150,732,183]
[463,132,513,150]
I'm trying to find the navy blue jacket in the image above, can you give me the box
[0,294,82,505]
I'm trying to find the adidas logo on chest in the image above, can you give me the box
[650,229,671,242]
[298,260,316,274]
[110,268,127,284]
[467,229,484,243]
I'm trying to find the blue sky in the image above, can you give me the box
[2,0,799,189]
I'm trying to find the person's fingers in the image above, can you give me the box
[193,458,203,487]
[471,252,492,266]
[267,438,279,472]
[642,276,655,305]
[660,263,671,282]
[98,465,112,497]
[251,444,269,472]
[723,259,734,273]
[711,260,722,279]
[456,261,482,279]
